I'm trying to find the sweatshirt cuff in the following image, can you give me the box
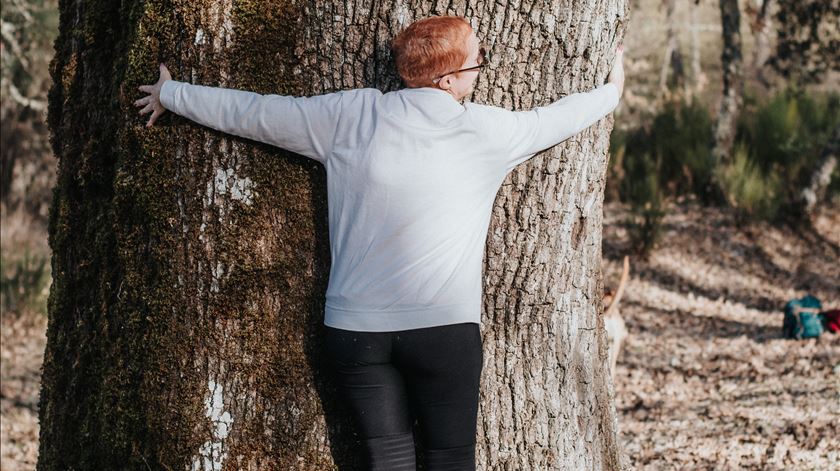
[604,82,620,112]
[159,79,179,111]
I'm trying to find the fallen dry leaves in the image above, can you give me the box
[604,201,839,470]
[1,313,46,471]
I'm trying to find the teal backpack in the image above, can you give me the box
[783,295,823,339]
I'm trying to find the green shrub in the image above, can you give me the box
[741,90,804,175]
[714,143,782,222]
[737,86,840,219]
[609,98,711,256]
[610,97,716,205]
[627,199,666,259]
[620,151,666,257]
[0,249,50,316]
[610,87,840,224]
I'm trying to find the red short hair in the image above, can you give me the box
[391,16,472,88]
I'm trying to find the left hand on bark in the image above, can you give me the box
[134,63,172,128]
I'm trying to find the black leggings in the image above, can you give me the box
[324,322,483,471]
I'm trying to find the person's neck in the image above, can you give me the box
[433,84,462,102]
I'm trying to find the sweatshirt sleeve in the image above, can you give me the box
[159,80,346,164]
[478,82,620,173]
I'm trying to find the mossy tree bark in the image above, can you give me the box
[39,0,628,469]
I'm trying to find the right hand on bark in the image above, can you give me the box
[135,63,172,128]
[608,44,625,98]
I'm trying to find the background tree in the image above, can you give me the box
[657,0,687,103]
[769,0,840,85]
[744,0,773,88]
[688,0,708,99]
[799,125,840,216]
[712,0,744,167]
[770,0,840,217]
[0,0,57,217]
[38,0,628,469]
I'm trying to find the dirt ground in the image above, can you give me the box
[3,202,837,470]
[603,201,840,470]
[1,312,45,469]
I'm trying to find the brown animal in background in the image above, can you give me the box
[603,256,630,383]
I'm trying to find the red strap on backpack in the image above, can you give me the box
[822,309,840,333]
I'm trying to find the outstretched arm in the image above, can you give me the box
[134,64,344,164]
[487,45,625,172]
[516,81,619,155]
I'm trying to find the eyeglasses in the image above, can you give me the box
[432,47,487,83]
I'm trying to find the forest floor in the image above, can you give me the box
[0,312,43,469]
[603,201,840,470]
[2,202,838,470]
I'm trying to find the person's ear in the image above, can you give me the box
[438,75,453,90]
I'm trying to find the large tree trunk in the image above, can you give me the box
[39,0,628,469]
[712,0,744,164]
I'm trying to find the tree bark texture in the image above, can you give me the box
[712,0,744,164]
[688,0,708,99]
[800,126,840,215]
[746,0,773,87]
[39,0,628,469]
[657,0,686,102]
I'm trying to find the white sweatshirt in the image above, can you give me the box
[160,80,619,332]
